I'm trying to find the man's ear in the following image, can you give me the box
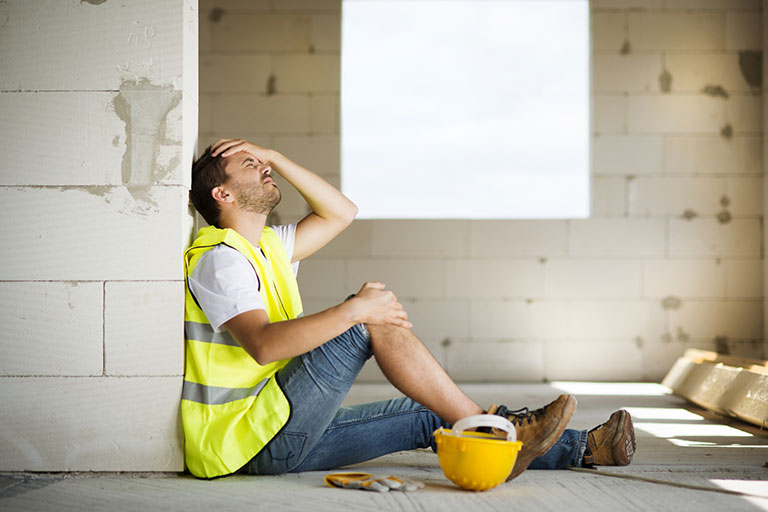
[211,186,233,205]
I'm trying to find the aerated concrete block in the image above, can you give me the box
[628,12,725,51]
[628,176,725,216]
[665,54,754,93]
[271,55,340,93]
[0,93,124,186]
[276,0,341,10]
[347,259,443,299]
[664,135,761,174]
[469,220,568,257]
[104,281,184,376]
[727,176,763,215]
[668,300,763,340]
[726,11,763,50]
[444,259,545,299]
[0,0,184,91]
[313,220,372,258]
[591,0,662,9]
[311,13,341,52]
[199,93,214,132]
[371,220,469,258]
[446,340,544,382]
[213,94,311,134]
[669,217,761,257]
[728,95,762,132]
[643,259,726,298]
[594,95,628,133]
[0,186,188,281]
[591,12,626,52]
[309,94,340,134]
[545,259,642,298]
[272,135,340,176]
[0,282,103,376]
[470,300,548,340]
[297,259,348,299]
[724,258,763,298]
[199,54,271,93]
[211,12,310,52]
[544,340,644,381]
[569,218,665,257]
[0,377,183,471]
[591,176,626,217]
[593,135,663,175]
[200,0,270,10]
[402,299,469,342]
[593,54,662,93]
[664,0,761,8]
[629,95,724,134]
[566,300,666,343]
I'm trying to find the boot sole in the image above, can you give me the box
[506,395,577,481]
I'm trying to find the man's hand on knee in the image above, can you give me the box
[345,282,412,329]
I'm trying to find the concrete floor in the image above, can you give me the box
[2,382,768,512]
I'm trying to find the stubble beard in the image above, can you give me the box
[233,181,282,215]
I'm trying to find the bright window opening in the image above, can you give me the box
[341,0,590,219]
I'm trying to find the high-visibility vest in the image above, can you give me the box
[181,225,303,478]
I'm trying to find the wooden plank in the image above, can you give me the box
[662,350,768,429]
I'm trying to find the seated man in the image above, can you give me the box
[182,138,636,479]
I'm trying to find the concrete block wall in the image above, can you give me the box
[198,0,764,383]
[0,0,197,470]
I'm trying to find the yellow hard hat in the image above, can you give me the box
[434,414,523,491]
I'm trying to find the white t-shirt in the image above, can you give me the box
[188,224,299,333]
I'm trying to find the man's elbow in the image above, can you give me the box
[251,348,276,366]
[342,202,358,225]
[236,334,275,366]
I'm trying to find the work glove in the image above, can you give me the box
[324,472,425,492]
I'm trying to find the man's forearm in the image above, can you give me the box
[226,302,359,366]
[268,150,357,223]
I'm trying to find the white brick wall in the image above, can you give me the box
[0,377,183,471]
[0,0,194,471]
[197,0,765,388]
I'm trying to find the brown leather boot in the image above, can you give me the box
[488,394,577,481]
[583,409,636,466]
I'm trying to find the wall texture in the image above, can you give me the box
[0,0,197,471]
[199,0,764,383]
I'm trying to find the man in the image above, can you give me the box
[182,138,636,479]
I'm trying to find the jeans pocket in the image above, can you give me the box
[260,431,307,474]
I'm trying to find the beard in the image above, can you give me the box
[232,180,281,215]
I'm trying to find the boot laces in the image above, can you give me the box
[497,405,547,426]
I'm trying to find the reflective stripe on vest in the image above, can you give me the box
[181,226,303,478]
[182,378,270,405]
[185,321,239,347]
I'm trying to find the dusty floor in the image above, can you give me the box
[2,382,767,512]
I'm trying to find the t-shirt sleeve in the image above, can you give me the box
[270,223,300,275]
[188,245,265,333]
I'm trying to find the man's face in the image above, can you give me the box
[223,153,281,215]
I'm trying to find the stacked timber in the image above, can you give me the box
[662,349,768,429]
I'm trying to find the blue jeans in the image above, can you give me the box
[240,324,587,474]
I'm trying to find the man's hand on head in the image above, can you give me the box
[211,139,277,165]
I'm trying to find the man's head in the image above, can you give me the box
[190,145,281,227]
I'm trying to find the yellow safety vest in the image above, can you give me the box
[181,225,303,478]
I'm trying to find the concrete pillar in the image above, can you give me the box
[0,0,197,471]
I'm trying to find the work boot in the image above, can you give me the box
[488,394,577,481]
[583,409,636,466]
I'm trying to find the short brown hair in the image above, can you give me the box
[190,145,228,227]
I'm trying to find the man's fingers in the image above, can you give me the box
[212,139,244,157]
[211,139,237,155]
